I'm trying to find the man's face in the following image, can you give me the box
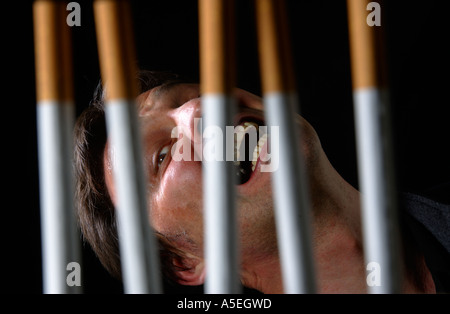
[103,83,315,259]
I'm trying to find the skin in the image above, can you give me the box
[103,83,436,293]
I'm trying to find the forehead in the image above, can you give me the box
[137,83,199,113]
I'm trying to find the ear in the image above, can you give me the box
[172,256,205,286]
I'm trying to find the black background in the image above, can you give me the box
[3,0,449,294]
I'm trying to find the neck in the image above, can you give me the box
[310,157,368,293]
[239,156,436,293]
[240,155,367,293]
[239,207,366,294]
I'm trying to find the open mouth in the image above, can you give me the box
[234,117,267,185]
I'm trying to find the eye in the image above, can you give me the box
[157,145,170,168]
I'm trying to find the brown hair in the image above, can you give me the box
[74,71,192,284]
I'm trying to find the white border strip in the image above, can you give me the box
[105,99,162,294]
[264,92,316,294]
[353,87,401,293]
[202,94,240,294]
[37,100,81,294]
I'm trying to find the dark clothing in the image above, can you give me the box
[401,192,450,293]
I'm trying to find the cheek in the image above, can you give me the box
[149,160,203,236]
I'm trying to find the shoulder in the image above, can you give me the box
[400,192,450,252]
[399,191,450,293]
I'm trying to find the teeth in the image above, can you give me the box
[243,121,258,129]
[252,133,268,171]
[234,122,258,161]
[234,120,267,173]
[235,130,244,161]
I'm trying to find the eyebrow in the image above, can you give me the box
[139,82,183,112]
[153,81,182,97]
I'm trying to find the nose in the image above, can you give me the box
[169,98,202,143]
